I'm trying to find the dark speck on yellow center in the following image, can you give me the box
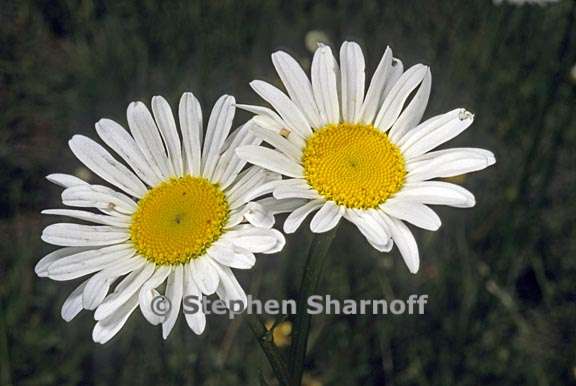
[302,122,406,209]
[130,175,229,265]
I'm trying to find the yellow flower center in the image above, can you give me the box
[302,122,406,209]
[130,176,229,265]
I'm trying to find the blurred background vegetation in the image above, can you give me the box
[1,0,576,385]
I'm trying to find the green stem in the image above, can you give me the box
[246,313,290,386]
[288,227,338,386]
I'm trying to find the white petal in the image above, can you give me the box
[82,272,117,311]
[139,266,172,325]
[208,240,255,269]
[407,148,496,181]
[340,41,365,123]
[61,281,88,322]
[379,238,394,253]
[41,209,130,228]
[235,104,288,132]
[179,92,203,176]
[367,58,405,126]
[206,240,236,264]
[226,228,285,254]
[213,263,247,311]
[214,122,263,189]
[46,173,88,188]
[191,256,219,295]
[250,115,306,149]
[262,229,286,254]
[236,145,303,178]
[96,256,144,277]
[250,80,312,138]
[384,58,405,98]
[182,265,206,334]
[61,185,137,215]
[202,95,236,179]
[152,96,184,176]
[249,124,302,160]
[344,209,391,252]
[228,202,274,229]
[42,223,129,247]
[95,118,161,186]
[381,200,441,231]
[226,249,256,270]
[234,179,281,206]
[283,199,323,233]
[388,68,431,142]
[395,112,451,148]
[273,179,319,200]
[80,257,146,307]
[220,113,249,155]
[310,201,344,233]
[92,293,139,344]
[69,135,147,198]
[227,168,279,209]
[399,109,475,158]
[272,50,322,128]
[408,147,495,163]
[311,45,340,125]
[359,46,393,123]
[225,166,261,201]
[95,263,155,321]
[374,64,428,132]
[127,101,170,179]
[257,197,309,215]
[393,181,476,208]
[230,176,281,213]
[35,247,89,277]
[232,197,306,229]
[245,203,275,228]
[380,213,420,274]
[368,211,395,252]
[46,244,136,281]
[162,265,184,339]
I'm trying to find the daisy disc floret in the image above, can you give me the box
[302,122,406,209]
[130,176,230,265]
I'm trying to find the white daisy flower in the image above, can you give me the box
[236,41,496,274]
[36,93,287,344]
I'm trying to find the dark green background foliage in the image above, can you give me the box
[1,0,575,385]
